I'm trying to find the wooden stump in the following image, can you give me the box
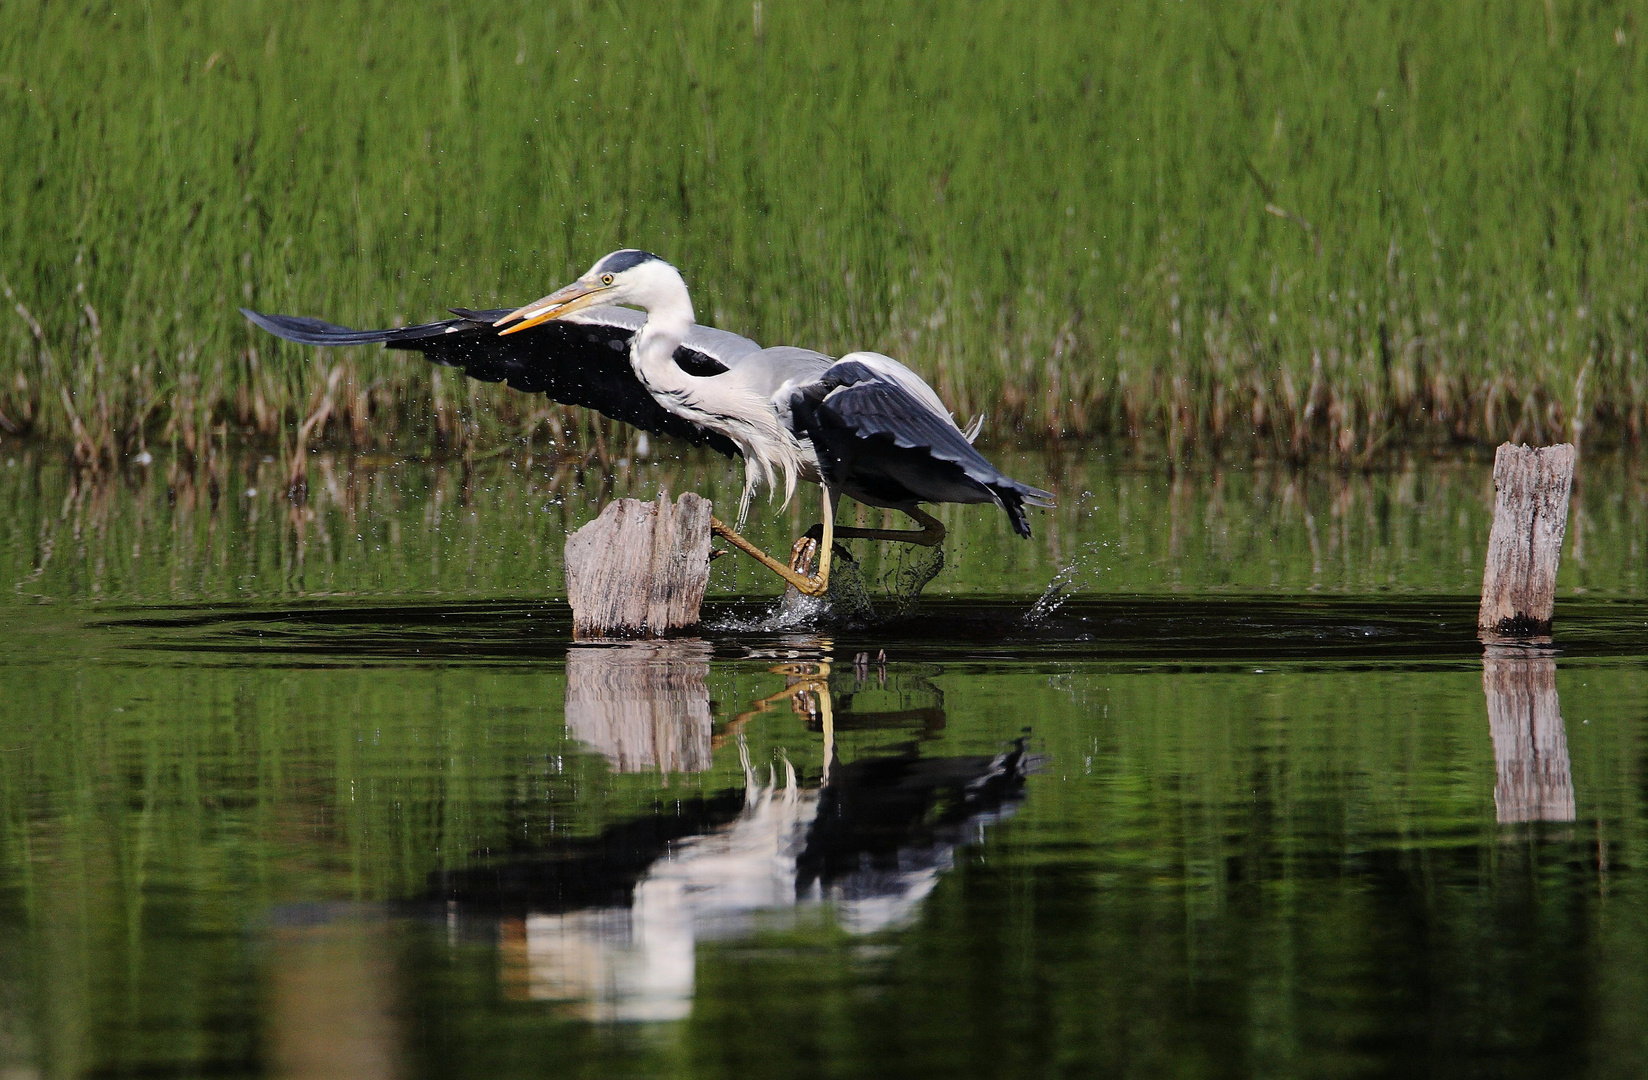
[1478,443,1576,636]
[564,641,714,774]
[1483,647,1575,823]
[564,493,712,639]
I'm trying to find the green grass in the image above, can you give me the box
[1,0,1645,462]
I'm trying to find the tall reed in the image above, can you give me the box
[1,0,1643,461]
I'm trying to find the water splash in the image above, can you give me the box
[1027,563,1084,622]
[758,552,877,628]
[879,544,945,616]
[706,592,830,633]
[1026,540,1114,623]
[770,588,834,628]
[822,555,877,622]
[704,543,940,632]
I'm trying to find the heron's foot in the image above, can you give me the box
[788,535,819,572]
[794,529,855,566]
[711,516,831,597]
[788,540,829,596]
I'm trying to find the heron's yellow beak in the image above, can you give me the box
[494,281,611,336]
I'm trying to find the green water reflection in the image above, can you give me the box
[2,449,1644,603]
[0,450,1645,1078]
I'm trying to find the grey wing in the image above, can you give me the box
[741,345,836,398]
[241,305,749,456]
[787,357,1053,537]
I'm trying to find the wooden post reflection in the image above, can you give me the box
[1483,647,1575,823]
[564,641,714,773]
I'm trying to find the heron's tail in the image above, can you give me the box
[991,480,1055,539]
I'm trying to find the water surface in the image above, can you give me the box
[0,449,1645,1078]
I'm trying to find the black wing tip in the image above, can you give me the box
[239,306,279,331]
[240,308,348,345]
[448,306,513,322]
[994,486,1040,539]
[241,308,471,348]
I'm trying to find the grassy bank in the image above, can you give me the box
[1,0,1645,463]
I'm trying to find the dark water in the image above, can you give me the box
[1,449,1646,1079]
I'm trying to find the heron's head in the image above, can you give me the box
[495,249,691,335]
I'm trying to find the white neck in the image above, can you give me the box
[622,265,807,518]
[631,278,696,394]
[634,307,694,393]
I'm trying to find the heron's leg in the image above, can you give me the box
[711,516,832,597]
[811,488,836,592]
[710,489,835,598]
[808,507,946,547]
[792,490,855,568]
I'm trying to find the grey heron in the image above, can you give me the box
[243,249,1051,596]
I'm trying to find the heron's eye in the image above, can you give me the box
[600,273,614,286]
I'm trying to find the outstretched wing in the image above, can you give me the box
[241,306,746,456]
[787,355,1053,537]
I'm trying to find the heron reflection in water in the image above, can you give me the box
[428,643,1035,1021]
[244,249,1052,596]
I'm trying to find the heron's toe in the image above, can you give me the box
[788,536,820,573]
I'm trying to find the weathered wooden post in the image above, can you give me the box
[1478,443,1576,637]
[564,492,712,639]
